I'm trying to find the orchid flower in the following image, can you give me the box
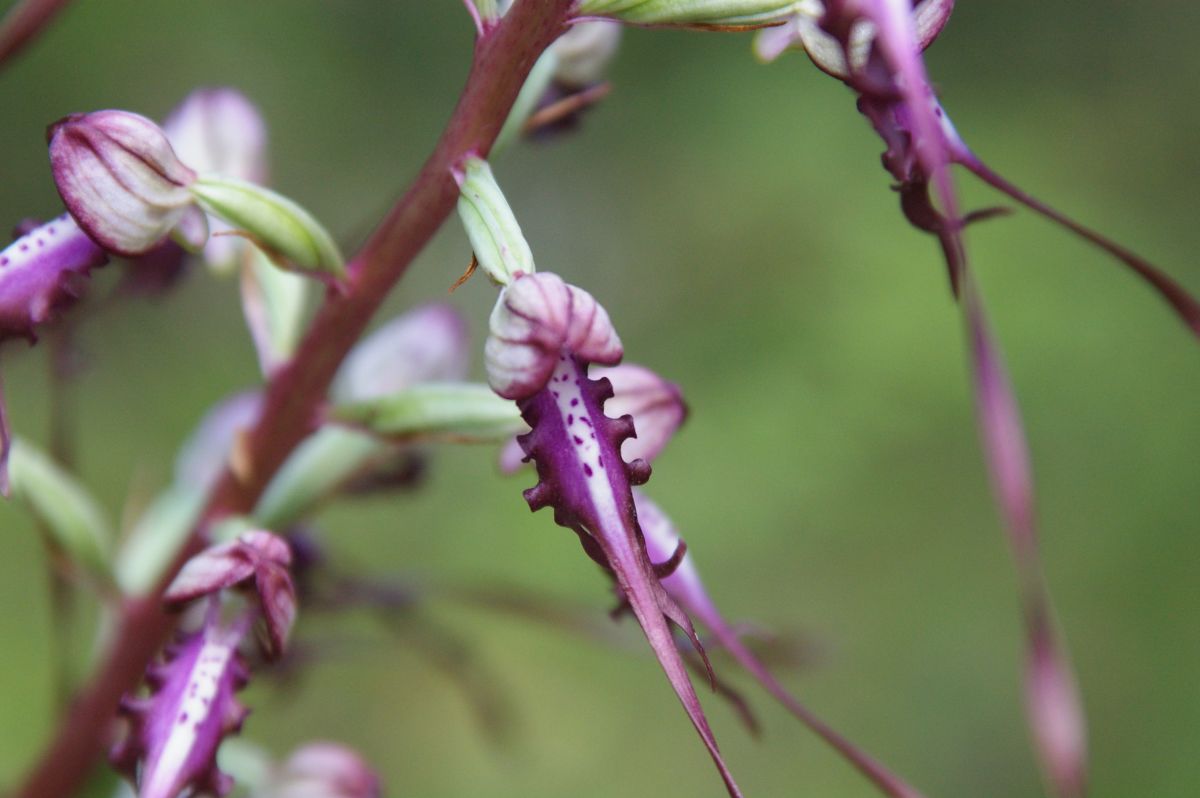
[759,0,1200,331]
[114,530,297,798]
[756,2,1097,794]
[502,360,927,797]
[485,270,743,796]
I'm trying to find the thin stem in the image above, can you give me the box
[0,0,73,67]
[14,3,574,795]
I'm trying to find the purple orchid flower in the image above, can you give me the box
[792,0,1200,330]
[112,608,251,798]
[504,354,923,797]
[780,3,1093,794]
[487,271,743,797]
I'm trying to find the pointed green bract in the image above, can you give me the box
[8,438,113,581]
[331,383,525,443]
[578,0,798,25]
[453,157,535,285]
[189,174,346,280]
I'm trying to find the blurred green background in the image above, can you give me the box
[1,1,1198,796]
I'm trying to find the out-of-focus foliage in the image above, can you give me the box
[0,2,1197,796]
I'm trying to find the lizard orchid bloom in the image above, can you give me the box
[112,610,251,798]
[486,271,742,796]
[767,3,1096,794]
[767,0,1200,330]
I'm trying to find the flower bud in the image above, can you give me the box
[49,110,198,255]
[551,20,622,88]
[0,213,107,342]
[485,272,622,400]
[453,156,534,286]
[268,742,382,798]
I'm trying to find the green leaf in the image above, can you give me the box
[8,438,113,581]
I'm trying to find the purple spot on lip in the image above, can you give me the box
[573,435,583,445]
[597,457,603,468]
[20,244,28,252]
[570,398,579,407]
[580,417,592,427]
[583,463,593,477]
[567,414,574,424]
[36,239,44,248]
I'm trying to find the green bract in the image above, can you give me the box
[577,0,799,25]
[189,174,346,280]
[8,438,113,581]
[253,427,385,530]
[331,383,526,443]
[453,157,535,286]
